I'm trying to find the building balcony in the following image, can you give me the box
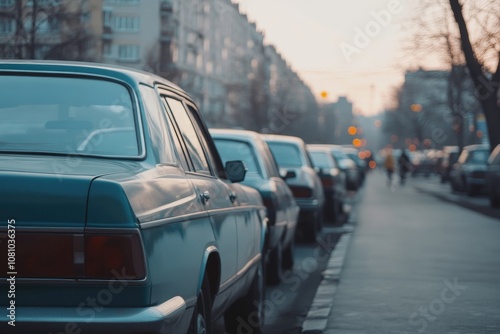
[160,0,173,12]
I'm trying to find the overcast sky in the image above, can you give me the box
[235,0,416,116]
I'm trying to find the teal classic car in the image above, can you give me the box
[211,129,300,285]
[0,61,267,334]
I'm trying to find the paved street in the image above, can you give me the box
[321,171,500,334]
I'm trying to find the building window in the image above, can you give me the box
[0,18,14,34]
[118,44,139,61]
[0,0,14,7]
[114,16,139,32]
[26,0,60,6]
[102,42,113,56]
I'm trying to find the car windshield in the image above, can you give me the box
[309,151,333,169]
[267,142,303,168]
[214,139,262,176]
[0,75,139,157]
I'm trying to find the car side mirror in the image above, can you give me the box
[225,160,247,183]
[280,169,296,180]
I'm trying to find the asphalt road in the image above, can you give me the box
[323,171,500,334]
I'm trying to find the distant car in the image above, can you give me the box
[324,145,359,191]
[486,144,500,208]
[439,146,460,183]
[342,146,367,186]
[450,144,490,196]
[307,145,346,223]
[211,129,300,284]
[264,135,325,242]
[0,61,267,334]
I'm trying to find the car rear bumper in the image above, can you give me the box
[295,198,320,211]
[2,296,187,334]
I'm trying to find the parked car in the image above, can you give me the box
[450,144,490,196]
[211,129,299,284]
[0,61,267,334]
[322,145,359,191]
[342,146,367,186]
[264,135,324,242]
[486,144,500,208]
[439,146,460,183]
[307,145,346,223]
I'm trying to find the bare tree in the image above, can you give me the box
[0,0,96,61]
[403,0,489,150]
[449,0,500,151]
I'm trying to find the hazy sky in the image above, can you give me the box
[235,0,415,116]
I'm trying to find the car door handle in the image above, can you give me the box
[200,191,211,204]
[229,192,237,203]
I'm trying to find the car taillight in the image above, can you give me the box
[85,234,145,279]
[0,231,145,280]
[321,177,334,188]
[290,186,313,198]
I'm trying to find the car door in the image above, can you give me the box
[161,96,244,308]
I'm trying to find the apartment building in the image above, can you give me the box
[0,0,318,132]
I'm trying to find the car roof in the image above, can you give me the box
[0,59,189,97]
[210,128,262,143]
[306,145,333,153]
[261,134,305,145]
[307,144,343,151]
[464,144,490,151]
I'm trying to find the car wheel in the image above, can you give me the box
[490,191,500,208]
[465,181,476,197]
[225,256,265,334]
[282,239,294,270]
[267,242,283,285]
[303,212,318,243]
[188,274,212,334]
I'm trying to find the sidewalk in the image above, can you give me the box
[321,171,500,333]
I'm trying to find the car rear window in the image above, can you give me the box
[470,150,489,164]
[267,142,303,168]
[214,139,262,176]
[309,151,333,169]
[0,75,140,157]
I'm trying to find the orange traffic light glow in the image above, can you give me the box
[352,138,362,148]
[348,126,357,136]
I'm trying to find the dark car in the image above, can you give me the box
[342,146,367,186]
[307,145,346,223]
[439,146,460,183]
[450,144,490,196]
[211,129,300,284]
[264,135,325,242]
[0,61,267,334]
[318,145,359,191]
[486,144,500,208]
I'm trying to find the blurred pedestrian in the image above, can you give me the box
[398,150,412,185]
[384,150,395,186]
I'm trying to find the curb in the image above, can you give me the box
[301,219,355,333]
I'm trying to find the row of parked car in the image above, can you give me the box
[415,143,500,208]
[439,144,500,207]
[0,61,366,334]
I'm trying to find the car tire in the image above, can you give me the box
[267,242,283,285]
[490,191,500,208]
[188,274,212,334]
[303,211,318,243]
[225,256,265,334]
[282,239,294,270]
[465,181,476,197]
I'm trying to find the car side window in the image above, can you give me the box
[164,98,211,175]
